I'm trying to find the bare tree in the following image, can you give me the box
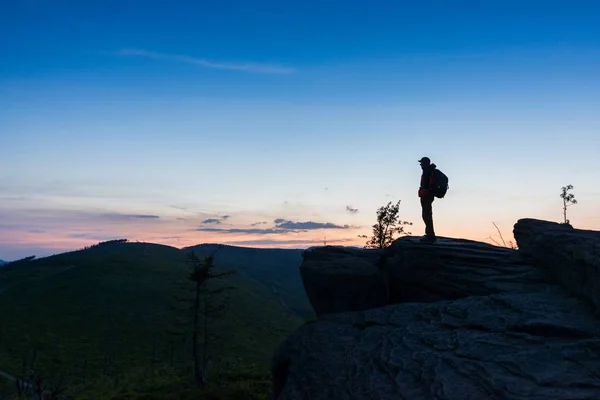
[14,348,71,400]
[486,222,517,249]
[186,248,236,387]
[149,333,161,377]
[359,200,412,249]
[560,184,577,224]
[102,313,117,379]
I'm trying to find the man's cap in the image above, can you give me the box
[418,157,431,164]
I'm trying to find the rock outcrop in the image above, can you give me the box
[514,218,600,313]
[301,238,548,317]
[300,246,386,317]
[273,221,600,400]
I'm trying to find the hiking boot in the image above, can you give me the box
[419,235,437,243]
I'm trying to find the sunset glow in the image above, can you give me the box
[2,1,600,260]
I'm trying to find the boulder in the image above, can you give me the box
[514,218,600,313]
[302,246,383,263]
[299,237,549,317]
[273,290,600,400]
[384,236,549,303]
[300,247,386,317]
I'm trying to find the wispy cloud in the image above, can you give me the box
[346,206,359,214]
[68,233,125,240]
[111,48,295,74]
[274,219,350,230]
[102,213,160,221]
[196,227,293,235]
[196,218,352,234]
[197,217,354,235]
[169,205,209,216]
[170,206,231,223]
[223,238,356,247]
[201,214,231,224]
[202,218,222,224]
[0,210,163,237]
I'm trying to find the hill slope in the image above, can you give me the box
[0,241,304,382]
[185,244,312,318]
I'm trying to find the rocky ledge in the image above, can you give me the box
[514,218,600,313]
[272,219,600,400]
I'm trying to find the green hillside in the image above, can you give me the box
[186,244,312,318]
[0,241,306,398]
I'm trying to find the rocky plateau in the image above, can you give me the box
[272,219,600,400]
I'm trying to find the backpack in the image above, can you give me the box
[431,169,449,198]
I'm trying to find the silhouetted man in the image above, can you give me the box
[418,157,437,243]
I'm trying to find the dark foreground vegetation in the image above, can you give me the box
[0,240,308,399]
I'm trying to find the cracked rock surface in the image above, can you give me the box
[274,221,600,400]
[384,237,548,304]
[514,218,600,312]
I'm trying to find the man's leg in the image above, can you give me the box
[420,196,436,240]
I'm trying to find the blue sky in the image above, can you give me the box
[1,0,600,260]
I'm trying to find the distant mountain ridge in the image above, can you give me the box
[0,240,305,384]
[184,243,312,318]
[0,259,5,265]
[0,242,313,317]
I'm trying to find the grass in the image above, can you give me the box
[0,241,306,398]
[68,364,272,400]
[0,374,15,399]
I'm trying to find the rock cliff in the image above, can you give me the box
[272,219,600,400]
[514,218,600,313]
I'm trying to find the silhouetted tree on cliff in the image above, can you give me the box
[560,184,577,224]
[185,248,236,387]
[359,200,412,249]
